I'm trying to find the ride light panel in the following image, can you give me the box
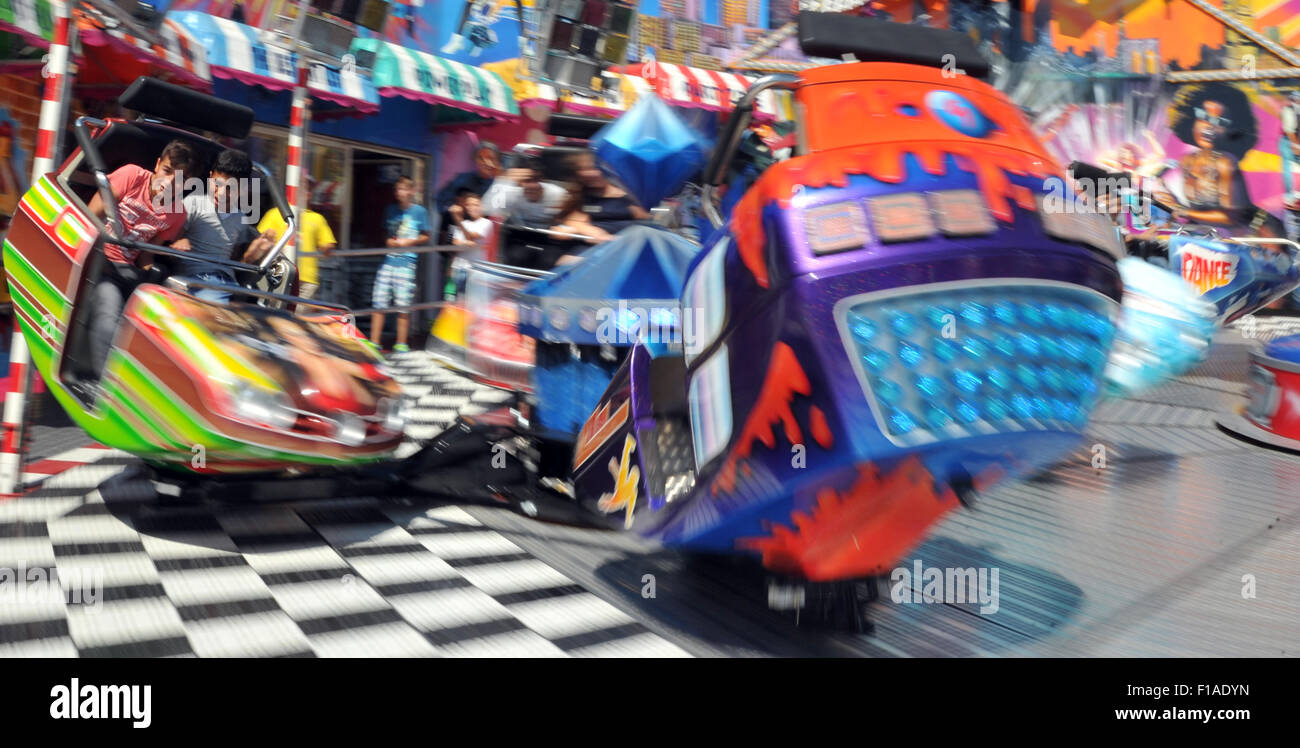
[805,200,870,255]
[930,189,996,236]
[839,283,1117,447]
[867,193,935,242]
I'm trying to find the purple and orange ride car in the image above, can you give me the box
[554,16,1130,612]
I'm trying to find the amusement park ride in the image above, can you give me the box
[5,11,1300,629]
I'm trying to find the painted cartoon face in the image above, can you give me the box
[1194,101,1229,150]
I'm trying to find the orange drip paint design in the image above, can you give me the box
[732,186,771,289]
[737,458,961,582]
[729,141,1059,290]
[809,406,833,450]
[712,342,813,495]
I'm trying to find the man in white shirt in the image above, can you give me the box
[508,172,567,229]
[482,164,566,225]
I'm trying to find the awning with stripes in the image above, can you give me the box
[167,11,378,115]
[0,0,53,48]
[76,5,209,90]
[611,61,784,119]
[351,38,518,123]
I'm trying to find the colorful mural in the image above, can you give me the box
[836,0,1300,238]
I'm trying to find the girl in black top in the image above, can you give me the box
[553,152,650,243]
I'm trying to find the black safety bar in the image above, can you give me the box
[173,279,350,312]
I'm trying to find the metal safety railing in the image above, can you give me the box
[294,243,469,316]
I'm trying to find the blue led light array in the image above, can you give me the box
[843,284,1118,445]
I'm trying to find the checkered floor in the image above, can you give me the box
[0,352,690,658]
[6,332,1299,658]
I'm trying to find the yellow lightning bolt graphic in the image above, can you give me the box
[596,434,641,529]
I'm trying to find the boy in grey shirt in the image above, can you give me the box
[171,149,275,303]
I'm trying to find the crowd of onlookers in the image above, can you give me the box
[437,142,650,254]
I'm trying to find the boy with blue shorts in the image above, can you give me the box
[372,175,429,352]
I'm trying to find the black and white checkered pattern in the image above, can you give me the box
[0,352,690,658]
[384,352,518,451]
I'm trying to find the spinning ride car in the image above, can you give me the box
[3,78,407,478]
[568,15,1133,592]
[1068,160,1300,328]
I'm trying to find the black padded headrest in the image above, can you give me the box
[119,76,255,140]
[797,12,991,80]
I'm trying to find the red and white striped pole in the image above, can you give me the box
[284,62,310,265]
[1,0,76,496]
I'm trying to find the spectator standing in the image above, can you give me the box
[371,175,429,353]
[258,205,338,300]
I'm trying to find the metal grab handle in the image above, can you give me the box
[131,242,262,273]
[74,117,125,236]
[1228,237,1300,257]
[253,161,294,273]
[319,245,468,258]
[700,74,799,229]
[501,224,597,243]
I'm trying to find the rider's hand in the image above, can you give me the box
[244,230,277,262]
[448,204,464,224]
[171,238,192,252]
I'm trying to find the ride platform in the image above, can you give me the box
[0,322,1296,657]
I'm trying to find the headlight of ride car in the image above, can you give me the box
[334,413,367,446]
[377,396,410,434]
[231,382,298,430]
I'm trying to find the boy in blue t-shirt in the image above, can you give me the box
[372,175,430,352]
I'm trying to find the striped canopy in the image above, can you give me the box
[352,38,518,123]
[76,5,209,89]
[611,62,784,120]
[167,11,378,115]
[0,0,53,47]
